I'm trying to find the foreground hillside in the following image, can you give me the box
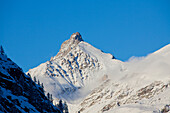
[27,33,170,113]
[0,47,60,113]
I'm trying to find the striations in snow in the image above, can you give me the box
[27,33,170,113]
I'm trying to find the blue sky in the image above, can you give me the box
[1,0,170,72]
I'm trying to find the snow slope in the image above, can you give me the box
[27,32,170,113]
[74,44,170,113]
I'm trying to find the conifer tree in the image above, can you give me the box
[58,100,63,112]
[41,83,44,89]
[27,73,31,78]
[47,93,50,100]
[38,79,40,86]
[63,101,69,113]
[41,83,45,93]
[50,94,53,102]
[0,45,5,55]
[33,76,37,83]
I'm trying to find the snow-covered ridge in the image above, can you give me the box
[152,44,170,55]
[73,43,170,113]
[27,33,170,113]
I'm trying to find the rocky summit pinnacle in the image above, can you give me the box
[70,32,83,42]
[55,32,83,59]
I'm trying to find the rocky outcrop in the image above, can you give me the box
[77,80,170,113]
[55,32,83,59]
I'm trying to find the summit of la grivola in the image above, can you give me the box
[56,32,84,58]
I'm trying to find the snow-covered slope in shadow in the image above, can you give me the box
[0,47,60,113]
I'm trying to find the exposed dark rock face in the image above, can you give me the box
[0,50,60,113]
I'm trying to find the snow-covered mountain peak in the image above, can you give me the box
[55,32,83,59]
[27,33,119,103]
[27,34,170,113]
